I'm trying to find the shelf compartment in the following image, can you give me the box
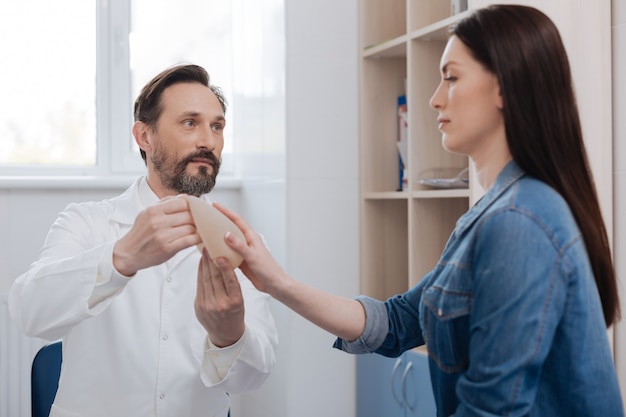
[359,0,406,50]
[409,197,469,286]
[360,57,407,193]
[360,199,409,300]
[408,0,453,32]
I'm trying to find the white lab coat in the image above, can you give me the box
[9,177,278,417]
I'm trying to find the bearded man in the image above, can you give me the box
[9,64,278,417]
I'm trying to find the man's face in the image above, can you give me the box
[146,82,225,196]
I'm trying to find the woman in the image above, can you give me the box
[214,5,623,416]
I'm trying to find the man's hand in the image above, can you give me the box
[195,248,245,347]
[113,196,201,277]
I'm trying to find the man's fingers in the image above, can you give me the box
[200,249,232,298]
[213,256,242,295]
[196,248,208,300]
[158,194,192,214]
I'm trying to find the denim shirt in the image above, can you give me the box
[335,161,623,417]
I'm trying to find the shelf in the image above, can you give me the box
[412,189,470,199]
[361,11,473,59]
[409,10,472,42]
[362,191,409,200]
[363,35,407,59]
[363,189,470,200]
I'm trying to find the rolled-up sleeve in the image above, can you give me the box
[333,295,389,354]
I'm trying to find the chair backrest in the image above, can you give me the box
[31,341,62,417]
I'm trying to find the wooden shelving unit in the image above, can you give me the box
[359,0,471,301]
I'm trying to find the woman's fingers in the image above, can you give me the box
[213,202,258,243]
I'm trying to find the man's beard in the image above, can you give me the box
[151,148,221,196]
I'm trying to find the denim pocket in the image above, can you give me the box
[422,286,472,373]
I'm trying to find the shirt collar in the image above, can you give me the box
[137,176,160,207]
[455,160,525,235]
[109,176,152,225]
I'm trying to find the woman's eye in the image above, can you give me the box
[443,75,457,82]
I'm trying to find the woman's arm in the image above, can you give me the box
[213,203,366,342]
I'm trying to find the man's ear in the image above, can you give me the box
[132,121,151,153]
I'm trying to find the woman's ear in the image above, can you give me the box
[132,121,151,154]
[495,84,504,110]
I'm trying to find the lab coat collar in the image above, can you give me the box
[109,176,155,226]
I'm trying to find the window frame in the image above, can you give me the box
[0,0,236,180]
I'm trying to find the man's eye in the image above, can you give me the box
[183,120,195,127]
[212,124,224,131]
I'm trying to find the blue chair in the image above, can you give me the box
[31,341,62,417]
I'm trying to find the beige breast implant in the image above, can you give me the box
[185,195,245,268]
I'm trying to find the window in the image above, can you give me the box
[0,0,235,177]
[0,0,97,174]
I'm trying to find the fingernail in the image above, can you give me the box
[225,231,232,242]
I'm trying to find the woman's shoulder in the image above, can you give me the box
[510,175,570,214]
[486,175,580,244]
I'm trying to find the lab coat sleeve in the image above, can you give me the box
[200,275,278,393]
[8,202,130,341]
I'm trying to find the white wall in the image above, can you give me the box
[229,0,359,415]
[282,1,359,414]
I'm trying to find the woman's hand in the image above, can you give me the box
[213,202,366,342]
[212,202,288,297]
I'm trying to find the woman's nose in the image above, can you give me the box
[429,82,443,110]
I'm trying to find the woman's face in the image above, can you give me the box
[429,36,504,158]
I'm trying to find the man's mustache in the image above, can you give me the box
[180,150,220,169]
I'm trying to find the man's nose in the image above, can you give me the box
[197,125,216,150]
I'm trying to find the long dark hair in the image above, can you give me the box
[452,5,619,326]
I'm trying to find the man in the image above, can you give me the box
[9,64,278,417]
